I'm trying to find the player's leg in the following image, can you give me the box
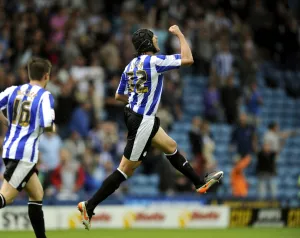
[0,180,19,208]
[85,157,140,213]
[83,119,144,218]
[0,159,27,208]
[25,173,47,238]
[151,127,223,193]
[151,127,203,188]
[79,108,156,230]
[78,157,141,230]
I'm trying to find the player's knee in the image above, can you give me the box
[119,159,141,178]
[37,190,44,201]
[0,193,8,208]
[123,169,134,177]
[29,189,44,202]
[0,192,15,206]
[1,197,13,206]
[119,166,135,177]
[165,139,177,154]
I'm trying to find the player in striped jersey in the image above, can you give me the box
[78,25,223,230]
[0,57,55,238]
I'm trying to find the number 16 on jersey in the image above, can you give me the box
[12,99,31,127]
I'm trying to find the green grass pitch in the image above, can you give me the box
[1,228,300,238]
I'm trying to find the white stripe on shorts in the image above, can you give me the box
[130,116,155,161]
[9,160,35,189]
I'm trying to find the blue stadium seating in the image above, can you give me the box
[169,72,300,203]
[128,174,160,196]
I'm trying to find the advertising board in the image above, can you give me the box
[0,205,229,230]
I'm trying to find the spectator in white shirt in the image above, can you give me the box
[263,122,297,156]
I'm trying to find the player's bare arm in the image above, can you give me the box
[169,25,194,66]
[115,93,129,103]
[0,111,8,127]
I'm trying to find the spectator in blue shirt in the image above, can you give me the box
[39,132,62,172]
[69,101,92,139]
[39,132,63,193]
[230,113,257,159]
[245,82,263,126]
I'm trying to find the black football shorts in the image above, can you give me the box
[123,106,160,161]
[2,159,38,191]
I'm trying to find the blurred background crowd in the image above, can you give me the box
[0,0,300,204]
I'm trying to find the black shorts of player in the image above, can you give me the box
[123,107,160,161]
[2,159,38,192]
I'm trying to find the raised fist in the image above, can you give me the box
[169,25,182,35]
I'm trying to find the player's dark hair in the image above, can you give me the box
[132,29,158,55]
[27,57,52,81]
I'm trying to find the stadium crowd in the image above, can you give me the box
[0,0,299,200]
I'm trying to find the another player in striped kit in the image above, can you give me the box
[0,57,55,238]
[78,25,223,230]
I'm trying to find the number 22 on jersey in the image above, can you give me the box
[126,70,148,93]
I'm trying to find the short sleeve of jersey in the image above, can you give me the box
[116,73,128,95]
[39,92,55,128]
[153,54,182,73]
[0,86,17,110]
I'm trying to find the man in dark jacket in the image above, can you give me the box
[230,113,257,159]
[188,116,203,159]
[221,76,241,124]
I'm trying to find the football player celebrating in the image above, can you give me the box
[78,25,223,230]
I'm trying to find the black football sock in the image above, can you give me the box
[86,169,127,217]
[166,149,202,189]
[28,201,46,238]
[0,193,6,209]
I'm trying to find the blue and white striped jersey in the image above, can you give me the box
[0,84,55,163]
[117,54,182,116]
